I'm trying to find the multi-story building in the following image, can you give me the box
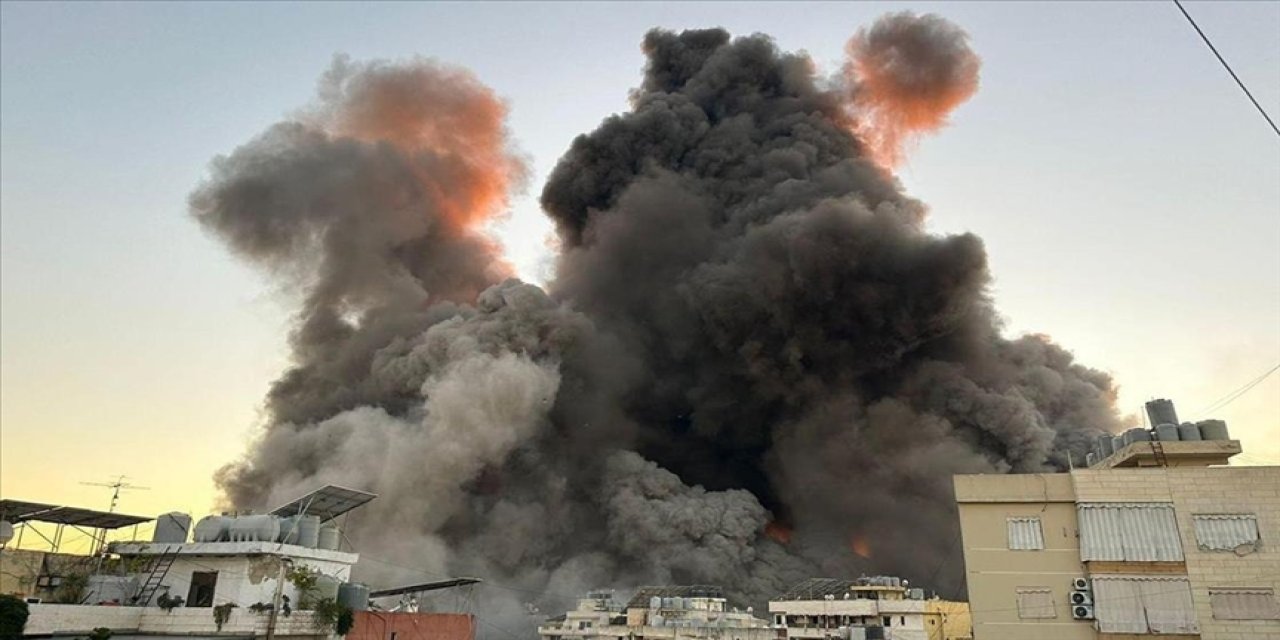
[768,577,971,640]
[538,586,774,640]
[954,402,1279,640]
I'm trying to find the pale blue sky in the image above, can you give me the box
[2,1,1278,517]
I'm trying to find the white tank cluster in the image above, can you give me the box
[1086,399,1231,466]
[190,513,343,549]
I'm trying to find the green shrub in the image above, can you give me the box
[0,594,30,639]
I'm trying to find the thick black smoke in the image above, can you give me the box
[195,14,1121,635]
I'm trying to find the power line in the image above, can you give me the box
[1172,0,1280,138]
[1192,362,1280,418]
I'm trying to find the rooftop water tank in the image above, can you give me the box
[193,516,230,543]
[1197,419,1230,441]
[1145,399,1179,428]
[1123,428,1151,445]
[228,515,280,543]
[1096,435,1114,457]
[1086,452,1098,467]
[279,515,320,548]
[317,523,341,550]
[1154,424,1181,442]
[310,575,341,607]
[1112,435,1126,454]
[152,512,191,544]
[337,582,370,611]
[1178,422,1202,441]
[650,596,662,610]
[907,588,925,600]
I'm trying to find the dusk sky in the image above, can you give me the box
[2,1,1277,547]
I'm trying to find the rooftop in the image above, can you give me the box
[1092,439,1242,469]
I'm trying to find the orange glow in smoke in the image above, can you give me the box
[765,521,793,545]
[850,534,872,559]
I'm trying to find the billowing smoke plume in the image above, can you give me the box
[845,12,981,166]
[194,15,1119,635]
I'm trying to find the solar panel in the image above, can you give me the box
[369,578,482,598]
[269,485,377,522]
[0,500,150,529]
[0,499,60,523]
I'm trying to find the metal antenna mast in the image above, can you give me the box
[80,475,150,555]
[80,475,150,513]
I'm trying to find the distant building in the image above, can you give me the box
[954,401,1280,639]
[768,577,971,640]
[538,586,774,640]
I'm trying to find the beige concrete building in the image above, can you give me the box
[768,577,971,640]
[955,438,1280,640]
[538,587,775,640]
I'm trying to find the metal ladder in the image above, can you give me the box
[1149,438,1169,468]
[133,546,179,606]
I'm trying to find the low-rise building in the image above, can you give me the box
[768,577,971,640]
[954,401,1280,640]
[538,586,774,640]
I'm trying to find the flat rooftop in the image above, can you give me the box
[109,540,358,563]
[1093,439,1241,469]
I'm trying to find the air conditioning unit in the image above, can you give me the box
[1072,604,1094,620]
[1070,590,1093,605]
[1072,577,1090,591]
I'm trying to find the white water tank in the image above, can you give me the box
[338,582,370,611]
[228,515,280,542]
[193,516,231,542]
[295,515,321,548]
[153,512,192,544]
[317,524,341,550]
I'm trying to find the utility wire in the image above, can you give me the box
[1172,0,1280,138]
[1192,362,1280,418]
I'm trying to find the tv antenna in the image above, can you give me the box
[81,475,150,513]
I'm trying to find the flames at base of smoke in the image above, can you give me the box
[845,12,981,167]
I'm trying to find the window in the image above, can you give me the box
[1077,503,1183,561]
[1092,575,1198,634]
[1007,517,1045,550]
[1210,588,1280,620]
[186,571,217,607]
[1193,514,1260,553]
[1015,588,1055,619]
[883,616,891,626]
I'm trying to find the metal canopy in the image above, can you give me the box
[0,499,150,529]
[369,578,482,598]
[0,499,61,522]
[269,485,377,522]
[776,578,859,600]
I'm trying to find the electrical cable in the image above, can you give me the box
[1192,362,1280,418]
[1172,0,1280,138]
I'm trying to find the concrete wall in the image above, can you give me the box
[153,553,351,609]
[1073,466,1280,640]
[0,548,44,597]
[23,603,326,637]
[955,474,1093,640]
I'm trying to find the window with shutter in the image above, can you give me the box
[1007,517,1045,550]
[1210,588,1280,620]
[1015,588,1055,619]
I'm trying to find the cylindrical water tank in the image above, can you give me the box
[295,515,320,548]
[317,524,341,551]
[1145,399,1179,428]
[649,596,662,610]
[277,515,299,544]
[153,512,192,544]
[1112,436,1126,453]
[228,515,280,543]
[1096,435,1114,457]
[1123,428,1151,445]
[1178,422,1202,441]
[337,582,370,611]
[313,575,341,603]
[193,516,230,542]
[1197,419,1230,441]
[1155,424,1181,442]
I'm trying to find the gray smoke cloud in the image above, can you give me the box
[194,14,1121,636]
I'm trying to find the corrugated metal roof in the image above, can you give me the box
[1006,517,1045,550]
[1192,514,1260,552]
[1078,503,1183,561]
